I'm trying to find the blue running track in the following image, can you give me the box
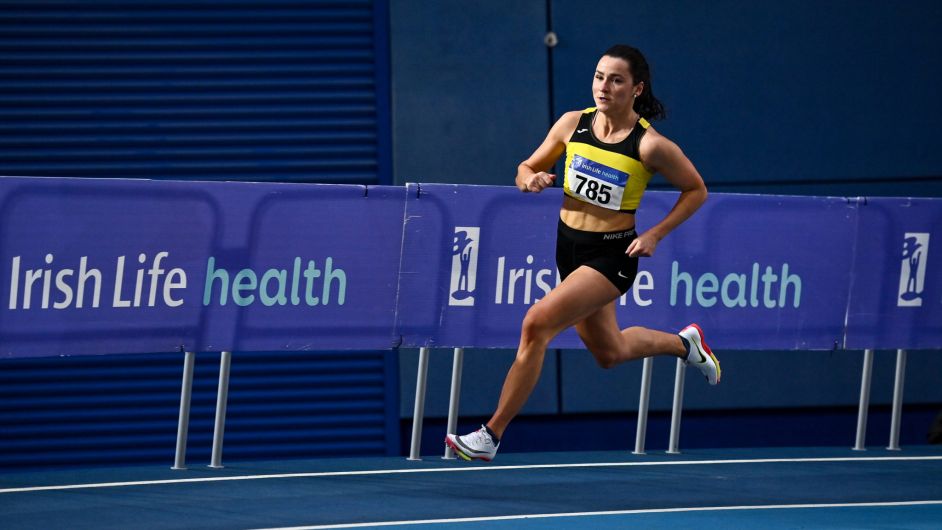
[2,446,940,529]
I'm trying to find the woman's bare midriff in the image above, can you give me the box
[560,195,636,232]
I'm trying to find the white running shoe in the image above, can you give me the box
[445,425,499,462]
[680,323,721,385]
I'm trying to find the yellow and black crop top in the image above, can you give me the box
[563,107,653,213]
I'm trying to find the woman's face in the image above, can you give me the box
[593,55,640,114]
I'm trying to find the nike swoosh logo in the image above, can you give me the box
[694,343,707,363]
[455,438,491,455]
[577,128,588,133]
[617,271,630,279]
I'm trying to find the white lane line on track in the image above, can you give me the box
[251,500,942,530]
[2,455,941,494]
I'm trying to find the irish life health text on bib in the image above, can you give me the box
[568,154,628,210]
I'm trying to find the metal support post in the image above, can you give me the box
[443,348,465,459]
[887,349,907,451]
[853,349,875,451]
[209,351,233,469]
[666,358,686,454]
[172,351,196,470]
[408,347,430,460]
[633,357,654,455]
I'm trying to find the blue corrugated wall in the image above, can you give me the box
[0,0,397,469]
[0,350,399,468]
[0,0,391,183]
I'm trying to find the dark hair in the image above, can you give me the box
[602,45,666,121]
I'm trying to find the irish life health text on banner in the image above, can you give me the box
[396,184,858,350]
[0,177,404,357]
[2,176,936,357]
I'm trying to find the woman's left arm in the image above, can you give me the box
[626,134,708,258]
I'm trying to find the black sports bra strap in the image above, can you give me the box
[627,121,648,159]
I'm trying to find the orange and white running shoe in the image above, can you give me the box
[679,323,721,385]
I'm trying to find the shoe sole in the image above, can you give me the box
[688,323,721,384]
[444,435,492,462]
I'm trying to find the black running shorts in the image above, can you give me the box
[556,218,639,294]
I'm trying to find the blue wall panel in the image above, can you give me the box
[561,349,942,413]
[389,0,549,185]
[398,348,559,418]
[551,0,942,191]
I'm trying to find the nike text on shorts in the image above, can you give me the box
[556,219,638,295]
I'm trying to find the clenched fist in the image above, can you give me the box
[524,172,556,193]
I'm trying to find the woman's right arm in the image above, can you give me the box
[516,111,582,193]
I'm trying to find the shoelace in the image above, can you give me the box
[466,428,492,447]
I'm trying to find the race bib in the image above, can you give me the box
[567,154,628,210]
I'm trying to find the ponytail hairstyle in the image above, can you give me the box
[602,45,666,121]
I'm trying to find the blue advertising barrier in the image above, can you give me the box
[0,177,938,357]
[397,184,863,350]
[0,177,405,357]
[0,177,938,463]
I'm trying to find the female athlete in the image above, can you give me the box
[446,45,720,462]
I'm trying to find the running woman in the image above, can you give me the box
[446,45,720,462]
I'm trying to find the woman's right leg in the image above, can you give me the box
[485,266,622,438]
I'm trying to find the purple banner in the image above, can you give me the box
[0,177,937,357]
[396,184,860,350]
[395,183,564,348]
[844,197,942,349]
[0,177,405,357]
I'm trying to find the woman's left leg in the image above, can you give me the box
[576,301,721,385]
[575,301,687,369]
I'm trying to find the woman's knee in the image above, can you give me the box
[592,350,620,370]
[520,304,558,345]
[586,341,640,369]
